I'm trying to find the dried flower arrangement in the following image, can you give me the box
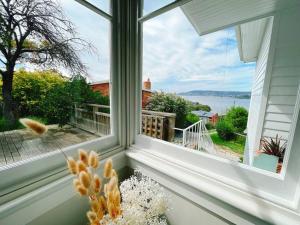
[67,150,121,224]
[67,150,169,225]
[19,118,48,135]
[18,118,169,224]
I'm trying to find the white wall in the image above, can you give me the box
[245,17,273,164]
[246,7,300,164]
[261,8,300,142]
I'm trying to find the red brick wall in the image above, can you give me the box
[90,82,152,108]
[91,83,110,96]
[142,90,152,108]
[210,113,219,125]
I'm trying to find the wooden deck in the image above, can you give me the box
[0,125,99,167]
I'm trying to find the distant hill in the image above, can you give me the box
[178,90,251,99]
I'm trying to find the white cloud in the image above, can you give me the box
[142,7,255,92]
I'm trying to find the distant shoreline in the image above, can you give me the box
[178,90,251,99]
[181,95,250,114]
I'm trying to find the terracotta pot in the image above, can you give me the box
[277,162,282,173]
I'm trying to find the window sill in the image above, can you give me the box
[126,146,300,225]
[0,151,127,225]
[0,137,122,205]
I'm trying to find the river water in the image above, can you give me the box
[181,95,250,114]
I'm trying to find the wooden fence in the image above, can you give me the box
[141,110,176,141]
[141,114,165,139]
[72,105,176,141]
[72,104,110,136]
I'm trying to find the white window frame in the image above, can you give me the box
[130,1,300,222]
[0,0,126,203]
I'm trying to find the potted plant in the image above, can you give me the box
[260,135,286,173]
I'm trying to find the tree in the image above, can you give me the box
[12,69,65,116]
[190,102,211,112]
[225,107,248,133]
[0,0,91,124]
[145,92,191,128]
[216,119,235,140]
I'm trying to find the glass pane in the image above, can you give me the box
[141,5,297,174]
[143,0,175,15]
[84,0,111,15]
[0,0,111,167]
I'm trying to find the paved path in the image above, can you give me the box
[0,125,98,167]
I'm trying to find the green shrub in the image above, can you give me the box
[0,116,22,132]
[191,103,211,112]
[225,106,248,133]
[12,69,66,116]
[216,119,235,140]
[41,84,73,126]
[41,75,109,126]
[185,113,200,126]
[145,92,191,128]
[67,75,109,106]
[205,122,215,130]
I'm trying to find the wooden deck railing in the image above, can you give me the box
[141,110,176,141]
[72,104,111,136]
[72,104,176,141]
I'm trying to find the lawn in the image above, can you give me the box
[210,132,246,155]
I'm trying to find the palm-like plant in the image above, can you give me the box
[261,135,286,163]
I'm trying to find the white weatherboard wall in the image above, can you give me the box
[246,7,300,164]
[261,8,300,142]
[245,17,273,164]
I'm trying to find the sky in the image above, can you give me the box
[1,0,256,92]
[142,1,256,93]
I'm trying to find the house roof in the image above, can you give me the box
[235,18,269,62]
[192,110,215,118]
[180,0,300,62]
[180,0,299,36]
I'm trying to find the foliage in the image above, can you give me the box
[145,92,191,128]
[205,122,215,130]
[40,84,73,126]
[2,71,109,127]
[261,135,286,163]
[190,102,211,112]
[216,119,235,140]
[0,0,93,123]
[225,106,248,133]
[12,69,65,116]
[67,75,109,106]
[0,116,22,132]
[41,75,109,126]
[210,133,245,155]
[185,113,200,126]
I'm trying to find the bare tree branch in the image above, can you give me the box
[0,0,96,122]
[0,0,93,74]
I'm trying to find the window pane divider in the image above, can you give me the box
[138,0,192,23]
[75,0,112,21]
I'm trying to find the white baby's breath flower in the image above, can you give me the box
[100,171,169,225]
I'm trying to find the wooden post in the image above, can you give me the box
[93,105,97,133]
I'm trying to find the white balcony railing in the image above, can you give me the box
[175,120,215,154]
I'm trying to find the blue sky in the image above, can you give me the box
[1,0,256,93]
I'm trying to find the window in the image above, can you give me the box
[0,0,121,198]
[142,0,175,15]
[134,0,300,209]
[84,0,111,14]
